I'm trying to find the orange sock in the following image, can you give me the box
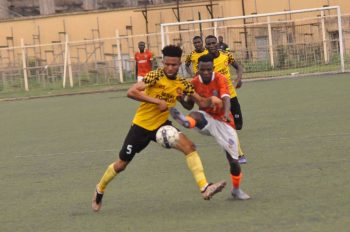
[231,173,242,189]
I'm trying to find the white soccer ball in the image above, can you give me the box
[156,125,180,149]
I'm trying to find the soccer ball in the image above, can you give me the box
[156,125,180,149]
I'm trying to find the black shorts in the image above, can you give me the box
[230,97,243,130]
[119,120,173,162]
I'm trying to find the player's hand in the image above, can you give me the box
[235,79,242,89]
[157,99,168,112]
[222,112,231,122]
[210,96,223,111]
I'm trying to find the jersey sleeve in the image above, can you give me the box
[227,52,235,64]
[185,53,192,66]
[180,78,194,96]
[143,69,161,86]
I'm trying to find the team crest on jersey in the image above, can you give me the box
[212,90,219,97]
[176,87,183,95]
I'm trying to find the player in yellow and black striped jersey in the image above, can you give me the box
[132,67,194,130]
[91,45,226,212]
[185,36,208,77]
[205,35,247,164]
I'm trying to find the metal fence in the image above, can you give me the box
[1,7,350,93]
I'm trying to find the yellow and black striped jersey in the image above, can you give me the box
[132,68,194,131]
[213,51,237,98]
[185,49,209,74]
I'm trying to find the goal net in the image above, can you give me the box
[160,6,348,78]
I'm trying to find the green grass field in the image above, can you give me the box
[1,73,350,232]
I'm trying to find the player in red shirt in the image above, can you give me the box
[171,54,250,200]
[135,41,154,82]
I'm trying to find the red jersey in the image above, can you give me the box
[191,72,235,127]
[135,50,153,76]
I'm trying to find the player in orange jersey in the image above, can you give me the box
[205,35,247,164]
[171,54,250,200]
[135,41,155,82]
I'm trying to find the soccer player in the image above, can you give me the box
[205,35,247,164]
[92,45,226,212]
[135,41,154,82]
[185,36,208,77]
[171,54,250,200]
[218,35,229,51]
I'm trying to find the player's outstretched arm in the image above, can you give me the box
[191,93,222,109]
[127,82,168,112]
[222,96,231,122]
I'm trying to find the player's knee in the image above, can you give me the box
[229,160,241,176]
[177,134,196,154]
[182,140,196,152]
[114,159,128,173]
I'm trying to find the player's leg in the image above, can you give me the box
[92,159,128,212]
[92,124,152,212]
[173,132,226,200]
[230,97,247,164]
[170,107,197,128]
[225,152,250,200]
[170,107,207,129]
[230,97,243,130]
[196,113,250,200]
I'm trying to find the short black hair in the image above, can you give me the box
[198,54,214,63]
[162,45,183,57]
[205,35,217,42]
[193,36,202,41]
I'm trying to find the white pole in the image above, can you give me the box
[20,38,29,91]
[321,11,329,64]
[336,6,345,72]
[65,34,74,87]
[63,34,68,88]
[214,21,218,38]
[267,16,274,68]
[115,30,124,83]
[161,25,165,49]
[68,52,73,87]
[165,26,170,45]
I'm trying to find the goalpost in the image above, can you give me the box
[160,6,346,77]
